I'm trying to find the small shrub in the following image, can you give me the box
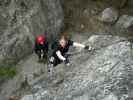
[0,64,17,79]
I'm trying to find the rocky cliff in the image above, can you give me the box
[63,0,133,37]
[1,0,133,100]
[0,0,63,65]
[21,35,133,100]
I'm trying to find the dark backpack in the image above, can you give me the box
[51,41,58,50]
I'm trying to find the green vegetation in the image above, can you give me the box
[94,0,107,8]
[0,64,17,79]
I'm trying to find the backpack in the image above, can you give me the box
[51,41,58,50]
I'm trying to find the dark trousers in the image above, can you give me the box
[49,53,70,67]
[35,49,48,60]
[49,56,62,67]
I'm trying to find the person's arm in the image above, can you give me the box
[73,42,92,50]
[56,50,66,61]
[34,43,38,53]
[73,42,85,48]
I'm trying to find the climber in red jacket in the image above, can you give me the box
[34,35,48,61]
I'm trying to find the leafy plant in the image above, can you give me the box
[0,64,17,79]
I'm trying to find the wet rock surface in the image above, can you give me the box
[21,35,133,100]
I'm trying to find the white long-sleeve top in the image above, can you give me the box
[56,42,85,61]
[56,50,66,61]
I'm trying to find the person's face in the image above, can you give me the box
[59,38,66,48]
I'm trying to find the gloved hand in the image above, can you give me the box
[64,54,69,58]
[64,58,69,64]
[65,59,70,66]
[84,45,93,51]
[84,45,89,50]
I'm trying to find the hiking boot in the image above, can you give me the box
[65,62,71,66]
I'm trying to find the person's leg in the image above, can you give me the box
[48,63,54,80]
[42,49,48,62]
[48,56,55,72]
[48,56,63,73]
[48,57,63,80]
[64,54,70,66]
[43,49,48,58]
[43,43,48,58]
[36,50,41,60]
[48,57,56,80]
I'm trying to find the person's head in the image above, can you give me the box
[36,35,44,45]
[59,35,67,48]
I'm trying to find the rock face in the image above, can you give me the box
[116,15,133,33]
[62,0,133,36]
[99,8,119,24]
[21,35,133,100]
[0,0,63,65]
